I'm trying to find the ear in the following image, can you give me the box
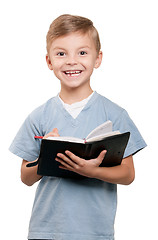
[46,54,53,70]
[94,51,103,69]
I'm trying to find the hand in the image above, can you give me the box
[43,128,59,139]
[55,150,107,178]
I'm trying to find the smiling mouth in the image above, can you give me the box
[63,70,82,77]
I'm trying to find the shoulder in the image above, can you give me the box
[96,92,126,122]
[28,96,57,122]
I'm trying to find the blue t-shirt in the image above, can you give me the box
[9,92,146,240]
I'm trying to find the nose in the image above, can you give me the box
[66,54,77,65]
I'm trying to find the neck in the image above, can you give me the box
[59,86,93,104]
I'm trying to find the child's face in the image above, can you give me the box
[46,32,102,90]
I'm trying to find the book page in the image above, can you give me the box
[46,136,85,144]
[86,120,113,140]
[86,130,120,143]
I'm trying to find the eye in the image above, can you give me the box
[57,52,65,56]
[79,51,87,56]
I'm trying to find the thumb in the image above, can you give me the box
[97,150,107,162]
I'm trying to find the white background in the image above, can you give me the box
[0,0,158,239]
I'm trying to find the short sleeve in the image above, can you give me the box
[9,107,44,161]
[113,110,147,158]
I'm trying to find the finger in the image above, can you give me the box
[51,128,59,137]
[52,128,59,134]
[43,128,59,139]
[55,156,74,170]
[59,165,71,171]
[65,150,85,167]
[56,153,78,168]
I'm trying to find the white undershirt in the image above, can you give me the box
[58,92,94,119]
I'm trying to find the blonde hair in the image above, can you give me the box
[46,14,101,55]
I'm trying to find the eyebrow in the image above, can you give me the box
[52,47,66,50]
[52,46,91,51]
[78,46,91,49]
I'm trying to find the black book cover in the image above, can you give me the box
[27,132,130,178]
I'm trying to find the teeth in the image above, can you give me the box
[65,70,81,75]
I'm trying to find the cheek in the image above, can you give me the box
[51,60,62,72]
[82,56,97,68]
[85,61,96,72]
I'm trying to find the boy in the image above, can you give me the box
[9,14,146,240]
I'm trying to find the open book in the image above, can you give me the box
[27,121,130,178]
[45,120,120,143]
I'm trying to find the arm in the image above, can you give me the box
[94,155,135,185]
[55,151,135,185]
[21,128,60,186]
[21,159,42,186]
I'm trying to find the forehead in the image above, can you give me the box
[50,32,96,50]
